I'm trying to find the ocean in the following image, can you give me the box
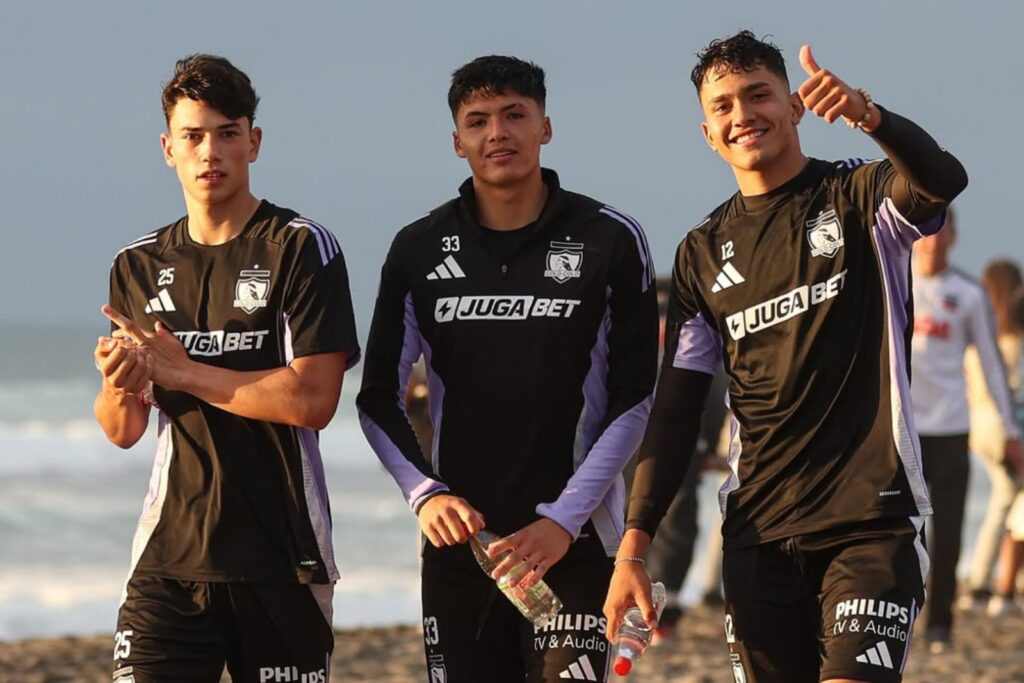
[0,325,995,641]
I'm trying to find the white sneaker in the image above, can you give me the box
[986,595,1018,617]
[956,591,987,612]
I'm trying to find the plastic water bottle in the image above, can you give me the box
[612,581,667,676]
[469,529,563,628]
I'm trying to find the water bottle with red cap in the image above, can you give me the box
[612,581,666,676]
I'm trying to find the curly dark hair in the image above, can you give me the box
[448,55,545,118]
[690,30,788,93]
[161,54,259,126]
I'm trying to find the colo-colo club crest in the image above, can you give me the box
[233,268,271,314]
[806,209,845,258]
[544,241,584,283]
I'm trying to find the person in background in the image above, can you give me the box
[910,215,1022,652]
[987,288,1024,615]
[960,260,1024,614]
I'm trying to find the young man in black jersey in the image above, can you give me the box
[357,56,658,682]
[604,32,967,683]
[93,54,359,682]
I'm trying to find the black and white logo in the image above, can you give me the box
[725,270,847,341]
[428,655,447,683]
[234,268,271,314]
[434,296,580,323]
[806,210,845,258]
[144,289,176,314]
[544,241,584,283]
[711,262,746,293]
[426,255,466,281]
[855,641,895,669]
[557,653,598,681]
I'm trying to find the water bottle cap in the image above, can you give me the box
[613,655,633,676]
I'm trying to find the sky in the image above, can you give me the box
[2,0,1022,334]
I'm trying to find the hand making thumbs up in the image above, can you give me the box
[797,44,878,130]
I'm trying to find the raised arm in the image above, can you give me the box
[798,44,968,222]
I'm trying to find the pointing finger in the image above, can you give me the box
[799,44,820,76]
[101,305,147,346]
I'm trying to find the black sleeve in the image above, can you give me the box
[356,232,449,512]
[625,367,714,536]
[868,106,968,224]
[283,228,361,368]
[108,257,130,335]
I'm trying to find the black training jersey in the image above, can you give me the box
[664,158,940,549]
[109,200,360,583]
[356,169,659,560]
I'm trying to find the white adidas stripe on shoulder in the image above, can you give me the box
[599,206,654,291]
[835,157,882,170]
[288,217,341,266]
[114,230,160,258]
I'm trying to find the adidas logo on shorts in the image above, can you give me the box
[855,640,894,669]
[558,653,598,680]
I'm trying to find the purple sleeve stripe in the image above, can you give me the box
[599,206,654,291]
[358,409,448,511]
[535,395,653,539]
[289,218,341,266]
[671,314,722,372]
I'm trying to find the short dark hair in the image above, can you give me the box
[448,55,546,118]
[161,54,259,126]
[690,31,788,94]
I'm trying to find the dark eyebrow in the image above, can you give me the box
[707,81,772,104]
[180,122,243,132]
[462,102,525,119]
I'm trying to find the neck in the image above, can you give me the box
[473,169,548,231]
[734,149,808,197]
[914,255,949,277]
[184,191,261,245]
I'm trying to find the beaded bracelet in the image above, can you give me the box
[614,556,647,566]
[845,88,873,130]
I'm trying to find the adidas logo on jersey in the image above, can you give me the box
[144,289,176,314]
[558,653,598,681]
[855,640,894,669]
[426,255,466,280]
[711,262,746,293]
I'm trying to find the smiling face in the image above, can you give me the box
[452,90,551,190]
[160,97,261,209]
[698,63,806,193]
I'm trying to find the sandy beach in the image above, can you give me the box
[2,603,1021,682]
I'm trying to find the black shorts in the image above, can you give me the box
[421,548,614,683]
[721,517,928,683]
[113,574,334,683]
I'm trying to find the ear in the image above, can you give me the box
[249,126,263,162]
[790,92,805,125]
[160,131,175,168]
[700,121,716,151]
[541,116,552,145]
[452,130,467,159]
